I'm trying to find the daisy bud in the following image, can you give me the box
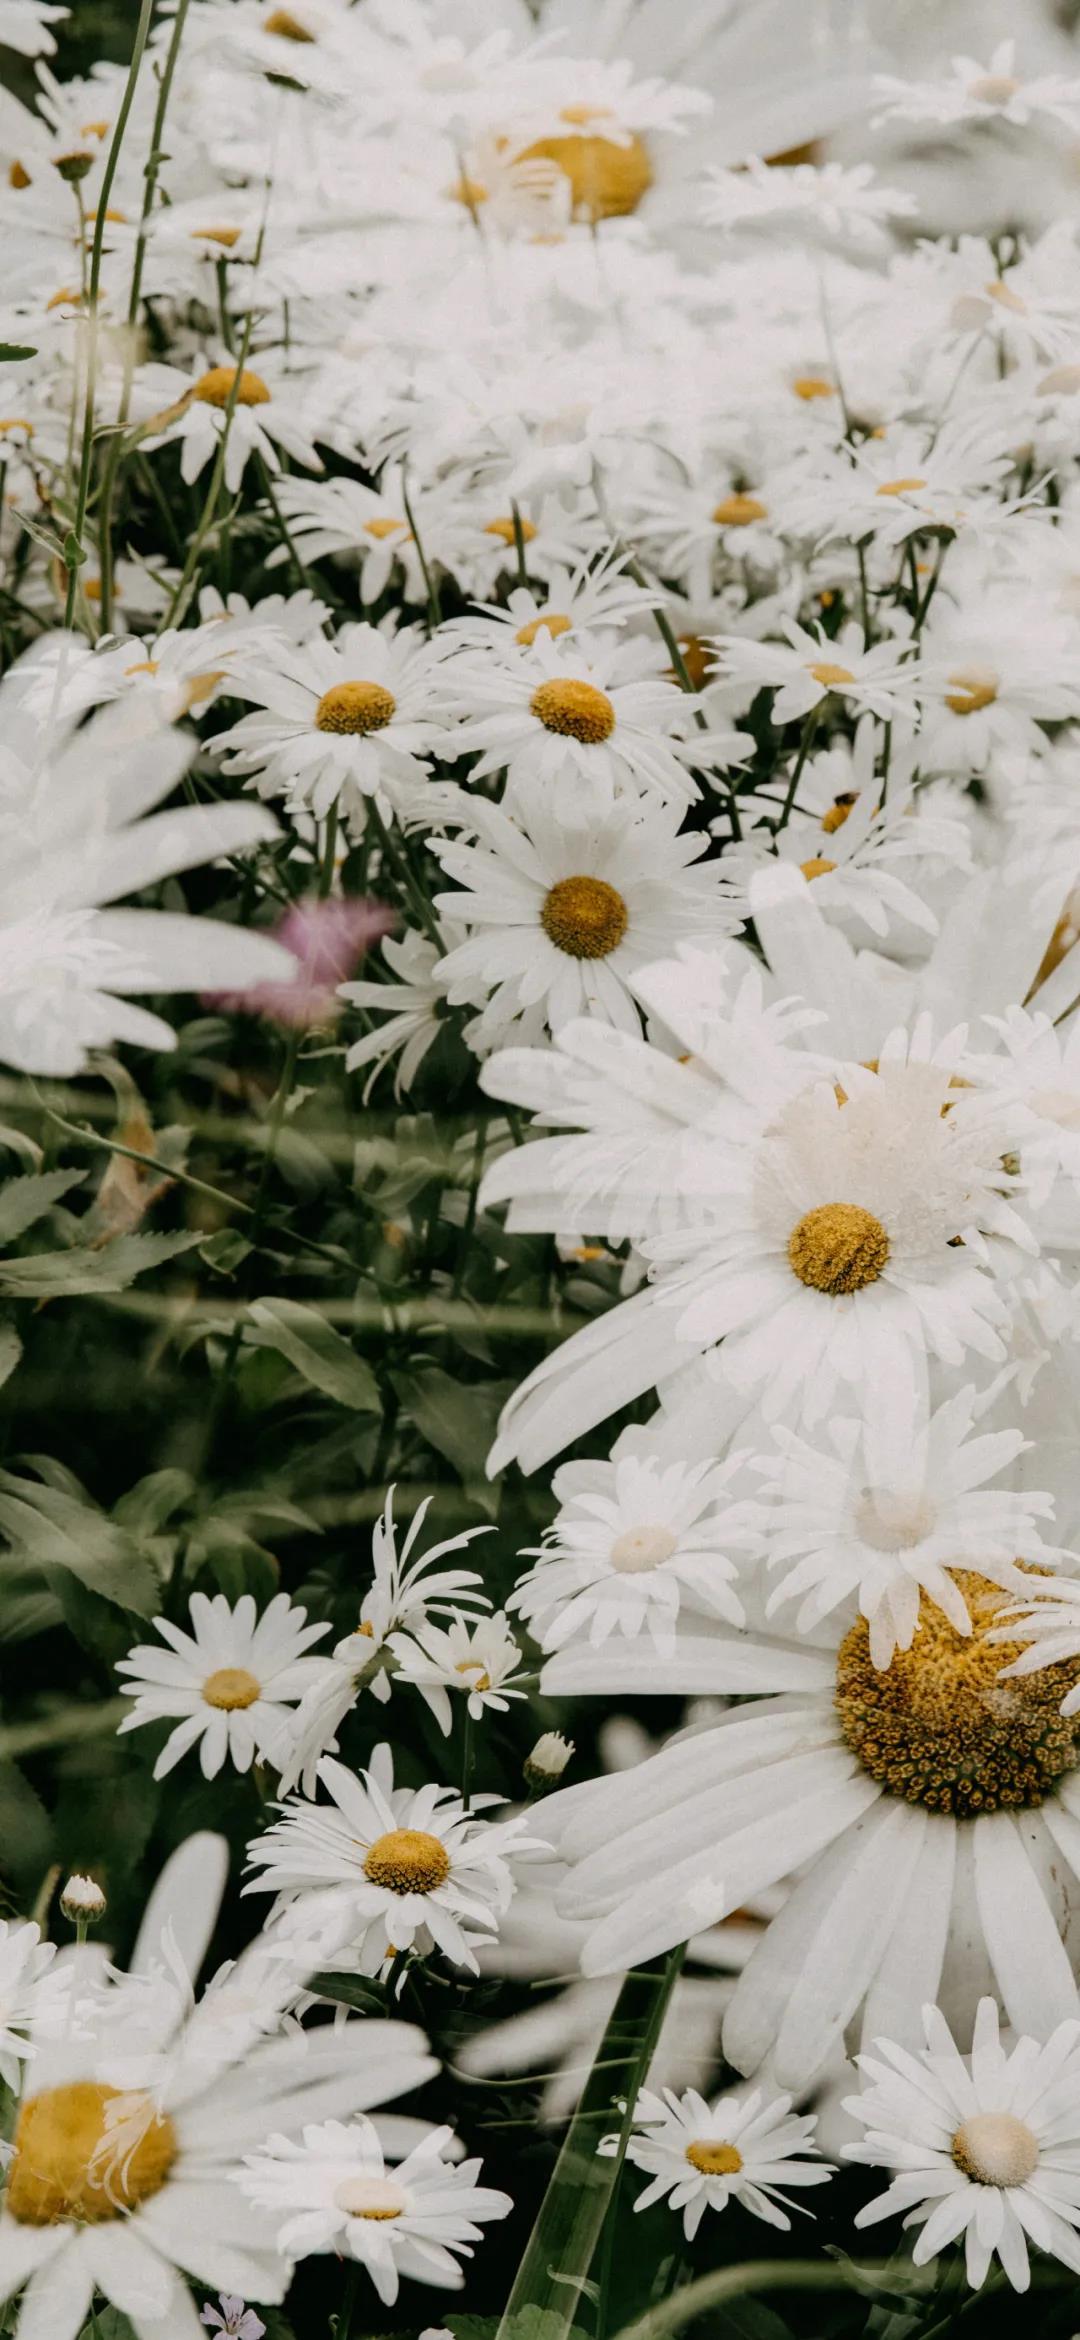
[524,1731,574,1790]
[54,149,94,182]
[59,1873,106,1926]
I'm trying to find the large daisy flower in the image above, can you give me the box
[0,1835,437,2339]
[211,623,451,830]
[443,629,713,815]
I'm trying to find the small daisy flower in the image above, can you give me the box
[444,630,705,814]
[388,1611,528,1734]
[874,41,1080,136]
[116,1591,332,1780]
[264,465,441,605]
[0,1919,70,2092]
[244,1741,542,1974]
[757,1382,1056,1667]
[138,353,324,493]
[432,794,739,1045]
[918,593,1080,776]
[443,553,658,652]
[702,157,916,251]
[212,622,451,831]
[604,2083,830,2238]
[239,2116,512,2306]
[845,1997,1080,2292]
[511,1452,757,1655]
[709,618,922,725]
[341,927,458,1099]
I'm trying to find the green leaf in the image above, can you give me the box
[0,1170,85,1244]
[309,1970,388,2016]
[0,342,37,362]
[390,1365,509,1502]
[246,1297,380,1411]
[0,1470,160,1615]
[0,1317,21,1390]
[0,1228,201,1296]
[112,1469,195,1534]
[200,1227,253,1275]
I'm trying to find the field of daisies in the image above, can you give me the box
[17,3,1080,2339]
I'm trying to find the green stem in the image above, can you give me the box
[775,703,821,832]
[333,2262,362,2340]
[400,463,441,630]
[610,2259,914,2340]
[63,0,157,632]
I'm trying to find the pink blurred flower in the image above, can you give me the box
[203,897,395,1028]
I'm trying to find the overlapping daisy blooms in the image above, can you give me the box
[12,0,1080,2331]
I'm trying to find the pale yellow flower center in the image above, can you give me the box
[363,1828,451,1894]
[787,1201,890,1294]
[968,74,1020,103]
[875,476,927,496]
[531,677,616,743]
[202,1665,261,1710]
[609,1524,678,1573]
[541,874,628,958]
[485,516,537,547]
[315,681,396,735]
[364,516,404,540]
[800,855,837,881]
[807,660,855,688]
[334,2174,405,2219]
[792,375,834,400]
[952,2113,1038,2186]
[7,2084,176,2226]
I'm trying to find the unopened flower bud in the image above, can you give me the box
[524,1731,574,1790]
[59,1873,106,1926]
[54,149,94,183]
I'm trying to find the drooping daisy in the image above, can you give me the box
[603,2083,830,2237]
[432,794,740,1044]
[538,1574,1080,2087]
[341,926,460,1100]
[0,1834,438,2338]
[388,1611,528,1734]
[756,1382,1057,1666]
[211,623,451,831]
[239,2116,511,2306]
[245,1742,543,1974]
[511,1451,757,1655]
[0,1919,70,2093]
[116,1591,333,1780]
[137,354,324,493]
[275,1490,493,1794]
[845,1997,1080,2292]
[443,629,709,815]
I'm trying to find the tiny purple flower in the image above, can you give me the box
[200,2299,266,2340]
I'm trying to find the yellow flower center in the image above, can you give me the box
[7,2084,176,2227]
[685,2140,743,2176]
[314,681,396,735]
[531,677,616,744]
[807,661,855,688]
[713,493,767,527]
[264,7,315,37]
[0,417,33,438]
[945,667,998,715]
[821,791,857,834]
[364,516,404,540]
[609,1523,678,1573]
[448,172,489,210]
[202,1665,261,1710]
[672,634,712,689]
[541,874,628,958]
[800,856,837,881]
[485,515,537,547]
[875,476,927,496]
[952,2112,1038,2186]
[193,366,271,409]
[334,2175,405,2219]
[516,611,571,645]
[787,1201,890,1294]
[363,1828,451,1894]
[193,225,242,249]
[9,160,31,188]
[968,74,1020,103]
[519,130,653,222]
[456,1660,492,1691]
[836,1573,1080,1816]
[124,659,159,678]
[792,375,834,400]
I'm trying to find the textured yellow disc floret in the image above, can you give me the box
[202,1665,261,1710]
[685,2140,743,2176]
[821,791,858,835]
[265,7,315,38]
[516,612,571,645]
[792,375,834,400]
[485,516,537,546]
[7,2084,176,2226]
[193,366,271,409]
[363,1827,451,1894]
[952,2113,1038,2186]
[315,681,396,735]
[945,668,998,714]
[531,677,616,743]
[541,875,628,959]
[836,1572,1080,1817]
[788,1202,890,1294]
[807,661,855,688]
[520,131,653,221]
[713,493,767,526]
[800,856,837,882]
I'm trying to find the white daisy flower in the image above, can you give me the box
[606,2082,830,2237]
[0,1920,70,2094]
[275,1489,493,1795]
[388,1611,528,1734]
[341,927,459,1099]
[540,1521,1080,2068]
[0,2,67,57]
[239,2116,511,2306]
[757,1382,1057,1667]
[845,1997,1080,2292]
[709,618,922,725]
[244,1742,542,1974]
[432,795,739,1045]
[873,41,1080,136]
[116,1591,333,1781]
[0,1834,437,2339]
[263,466,440,605]
[138,354,323,493]
[511,1452,757,1655]
[444,630,706,814]
[442,554,658,651]
[702,157,915,251]
[211,622,451,831]
[918,593,1080,776]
